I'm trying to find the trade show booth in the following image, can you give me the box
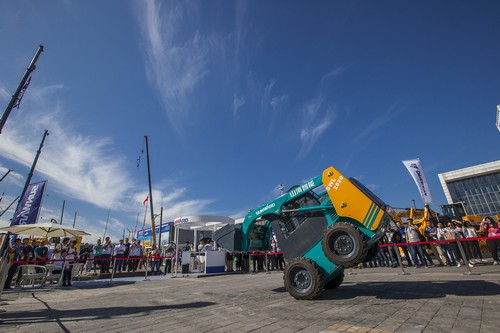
[173,215,235,275]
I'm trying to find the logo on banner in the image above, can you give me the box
[11,181,47,226]
[174,217,189,225]
[402,159,432,205]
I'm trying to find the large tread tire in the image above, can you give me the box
[283,258,323,300]
[324,271,345,290]
[322,222,368,267]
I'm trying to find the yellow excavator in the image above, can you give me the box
[391,204,444,234]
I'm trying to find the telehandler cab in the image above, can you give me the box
[214,166,394,299]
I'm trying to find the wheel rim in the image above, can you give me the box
[291,267,312,293]
[332,233,355,256]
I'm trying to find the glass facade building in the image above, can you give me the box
[438,160,500,217]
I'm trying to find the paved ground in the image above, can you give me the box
[1,262,499,333]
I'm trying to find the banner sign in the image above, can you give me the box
[137,223,170,238]
[402,159,433,205]
[10,181,46,226]
[496,104,500,132]
[137,223,172,247]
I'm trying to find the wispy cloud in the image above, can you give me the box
[320,65,351,85]
[295,66,351,159]
[0,81,214,241]
[298,96,335,158]
[138,1,211,137]
[232,94,246,116]
[351,103,400,145]
[0,108,134,211]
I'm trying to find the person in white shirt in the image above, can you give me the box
[62,240,78,287]
[101,237,113,273]
[404,219,428,268]
[113,239,126,273]
[128,239,142,272]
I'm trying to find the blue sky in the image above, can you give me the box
[0,1,499,243]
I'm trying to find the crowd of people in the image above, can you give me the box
[3,236,80,288]
[3,216,499,289]
[360,216,500,269]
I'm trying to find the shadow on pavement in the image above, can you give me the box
[0,298,217,326]
[272,280,500,300]
[328,280,500,300]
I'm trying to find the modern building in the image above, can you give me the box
[438,160,500,217]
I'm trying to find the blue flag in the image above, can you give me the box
[10,180,46,226]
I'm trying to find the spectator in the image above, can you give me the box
[384,227,399,267]
[3,238,23,289]
[123,238,131,271]
[63,240,78,286]
[21,238,33,263]
[462,220,483,263]
[92,239,103,272]
[113,239,126,273]
[225,250,234,272]
[396,221,413,267]
[234,252,243,271]
[34,240,49,265]
[269,238,278,270]
[445,222,467,267]
[423,220,445,266]
[128,239,142,272]
[405,219,428,268]
[31,239,38,261]
[150,245,161,275]
[376,238,390,267]
[436,222,456,266]
[163,242,175,275]
[79,243,91,262]
[101,237,113,273]
[85,246,95,272]
[275,242,285,271]
[480,216,500,265]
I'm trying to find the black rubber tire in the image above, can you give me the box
[283,258,323,300]
[324,271,345,290]
[322,222,368,267]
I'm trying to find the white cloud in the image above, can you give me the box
[351,103,399,145]
[0,112,134,210]
[298,96,335,158]
[232,94,246,116]
[138,0,210,137]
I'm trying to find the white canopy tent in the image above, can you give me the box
[173,215,235,275]
[173,215,235,248]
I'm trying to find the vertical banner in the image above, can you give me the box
[496,104,500,132]
[10,181,46,226]
[402,158,433,205]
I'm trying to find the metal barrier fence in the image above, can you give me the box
[378,234,500,275]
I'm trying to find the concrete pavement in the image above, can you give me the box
[1,262,499,333]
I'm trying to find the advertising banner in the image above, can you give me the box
[10,180,47,226]
[402,159,433,205]
[496,104,500,132]
[137,223,171,248]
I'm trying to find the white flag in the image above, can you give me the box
[402,158,433,205]
[496,104,500,132]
